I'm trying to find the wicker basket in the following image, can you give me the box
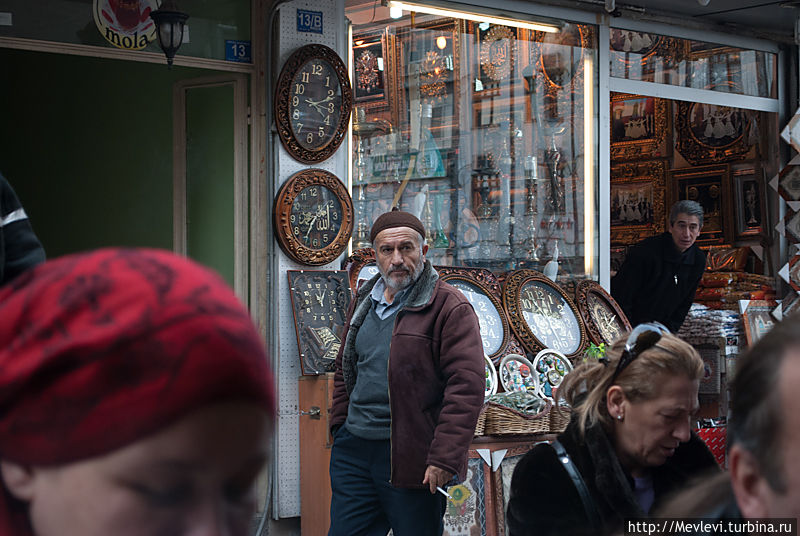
[483,400,551,435]
[474,404,488,436]
[548,405,572,433]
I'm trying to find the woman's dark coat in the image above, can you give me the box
[506,417,720,536]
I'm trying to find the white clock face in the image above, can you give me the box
[450,280,504,355]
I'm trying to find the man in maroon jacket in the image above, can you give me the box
[328,209,485,536]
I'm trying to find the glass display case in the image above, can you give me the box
[348,8,599,279]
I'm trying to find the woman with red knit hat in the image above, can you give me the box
[0,248,276,536]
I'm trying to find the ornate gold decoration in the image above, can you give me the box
[420,50,447,100]
[610,159,667,245]
[480,25,516,82]
[675,101,752,165]
[355,49,380,92]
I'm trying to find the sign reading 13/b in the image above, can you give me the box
[297,9,323,34]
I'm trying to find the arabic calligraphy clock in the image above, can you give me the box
[574,280,631,346]
[274,169,354,265]
[287,270,351,375]
[503,269,587,360]
[275,44,353,164]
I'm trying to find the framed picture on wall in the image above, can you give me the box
[675,101,754,165]
[741,300,778,347]
[670,164,733,246]
[610,93,669,161]
[610,160,667,245]
[733,165,767,240]
[353,29,390,107]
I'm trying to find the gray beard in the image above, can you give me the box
[379,259,424,292]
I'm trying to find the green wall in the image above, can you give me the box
[0,48,220,259]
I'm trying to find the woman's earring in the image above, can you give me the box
[616,414,623,421]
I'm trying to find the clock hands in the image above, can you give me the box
[302,201,334,243]
[315,291,326,307]
[304,95,333,117]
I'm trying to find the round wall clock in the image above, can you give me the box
[437,267,513,361]
[274,169,354,266]
[503,269,587,360]
[575,280,631,346]
[274,44,353,164]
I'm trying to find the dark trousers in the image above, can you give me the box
[328,425,446,536]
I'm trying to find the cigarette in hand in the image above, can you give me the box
[436,486,453,500]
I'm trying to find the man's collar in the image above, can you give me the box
[370,276,410,305]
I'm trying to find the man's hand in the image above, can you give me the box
[422,465,453,494]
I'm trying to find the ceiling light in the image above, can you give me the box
[388,1,561,33]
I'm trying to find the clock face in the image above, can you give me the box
[450,279,505,356]
[587,293,625,344]
[289,58,344,152]
[291,185,344,250]
[519,280,582,355]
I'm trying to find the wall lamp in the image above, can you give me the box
[387,0,561,32]
[149,0,189,68]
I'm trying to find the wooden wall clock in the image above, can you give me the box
[287,270,352,375]
[274,43,353,164]
[575,280,631,346]
[502,269,587,360]
[274,169,354,265]
[437,266,524,363]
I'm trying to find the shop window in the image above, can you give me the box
[609,29,776,99]
[347,4,599,279]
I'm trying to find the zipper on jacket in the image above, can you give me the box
[387,311,399,485]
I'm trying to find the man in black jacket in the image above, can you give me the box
[611,200,705,332]
[0,172,45,285]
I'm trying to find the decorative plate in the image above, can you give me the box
[484,354,498,398]
[533,349,573,401]
[502,269,587,359]
[575,280,631,345]
[498,353,538,393]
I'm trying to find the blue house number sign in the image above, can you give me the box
[297,9,323,34]
[226,40,251,63]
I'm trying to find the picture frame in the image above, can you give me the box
[610,93,669,161]
[675,101,753,165]
[732,165,767,240]
[610,159,667,245]
[353,29,390,108]
[741,300,778,347]
[341,247,377,293]
[777,163,800,204]
[437,265,526,363]
[442,452,495,536]
[287,270,352,375]
[395,18,463,153]
[670,164,733,246]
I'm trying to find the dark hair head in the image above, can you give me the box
[728,316,800,492]
[669,200,704,228]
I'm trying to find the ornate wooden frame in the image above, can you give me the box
[610,159,667,245]
[353,29,390,108]
[437,266,524,362]
[610,93,669,161]
[732,164,766,241]
[274,44,353,164]
[574,280,631,346]
[341,247,376,293]
[675,101,753,165]
[502,269,587,360]
[287,270,352,375]
[742,300,778,346]
[273,169,354,266]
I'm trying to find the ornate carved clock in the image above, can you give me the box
[575,280,631,346]
[437,266,524,363]
[287,270,352,375]
[502,269,587,360]
[274,169,354,265]
[274,44,353,164]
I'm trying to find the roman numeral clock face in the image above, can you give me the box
[275,44,353,164]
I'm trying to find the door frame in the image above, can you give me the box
[173,74,249,302]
